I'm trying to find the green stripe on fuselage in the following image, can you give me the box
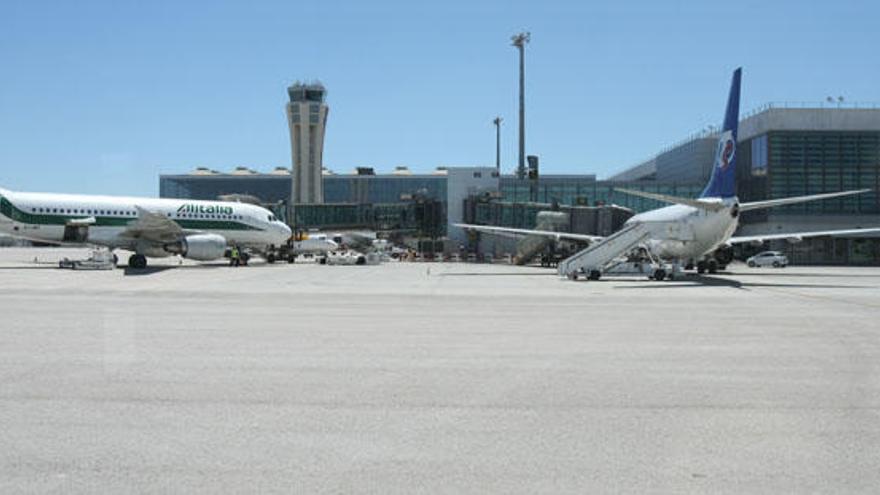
[0,195,261,231]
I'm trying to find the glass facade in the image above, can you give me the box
[160,174,447,205]
[500,175,597,205]
[762,131,880,215]
[278,202,444,235]
[159,173,701,220]
[160,176,291,203]
[500,175,703,213]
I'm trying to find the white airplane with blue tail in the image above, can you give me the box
[457,68,880,280]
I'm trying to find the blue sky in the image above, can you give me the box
[1,0,878,196]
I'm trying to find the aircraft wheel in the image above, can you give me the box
[653,269,666,281]
[129,254,147,269]
[696,261,706,274]
[588,270,601,281]
[708,260,718,274]
[267,253,276,264]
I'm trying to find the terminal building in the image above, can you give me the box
[159,104,880,264]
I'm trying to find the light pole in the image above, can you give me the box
[511,31,530,180]
[493,116,503,173]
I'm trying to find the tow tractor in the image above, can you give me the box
[58,249,117,270]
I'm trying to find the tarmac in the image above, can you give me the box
[1,247,879,493]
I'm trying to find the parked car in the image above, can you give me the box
[747,251,788,268]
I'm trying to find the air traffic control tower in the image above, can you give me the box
[286,82,329,204]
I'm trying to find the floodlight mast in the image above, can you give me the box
[493,116,503,173]
[511,32,530,180]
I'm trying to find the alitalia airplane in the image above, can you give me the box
[0,189,291,268]
[457,68,880,280]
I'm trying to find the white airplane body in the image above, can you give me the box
[0,188,291,268]
[457,68,880,279]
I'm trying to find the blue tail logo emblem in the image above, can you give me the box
[716,131,736,171]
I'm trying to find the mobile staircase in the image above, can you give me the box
[557,222,651,280]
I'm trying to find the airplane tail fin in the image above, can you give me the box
[700,68,742,199]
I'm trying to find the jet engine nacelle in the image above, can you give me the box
[165,233,227,261]
[712,245,734,266]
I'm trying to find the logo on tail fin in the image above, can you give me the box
[716,130,736,171]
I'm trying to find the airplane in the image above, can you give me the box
[0,188,292,269]
[456,68,880,281]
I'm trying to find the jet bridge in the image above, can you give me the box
[557,222,651,280]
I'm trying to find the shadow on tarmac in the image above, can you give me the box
[0,265,60,270]
[612,274,874,290]
[438,272,556,277]
[723,270,880,279]
[122,263,232,276]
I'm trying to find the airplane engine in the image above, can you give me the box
[712,245,734,266]
[165,233,227,261]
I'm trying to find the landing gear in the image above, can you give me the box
[707,260,718,274]
[128,254,147,269]
[587,270,601,281]
[696,261,707,274]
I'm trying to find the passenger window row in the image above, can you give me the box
[30,207,136,216]
[26,206,246,222]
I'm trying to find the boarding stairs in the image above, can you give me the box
[557,222,651,279]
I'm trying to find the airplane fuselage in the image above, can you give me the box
[625,197,739,262]
[0,189,291,254]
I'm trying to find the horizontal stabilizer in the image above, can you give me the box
[740,189,871,212]
[614,188,725,211]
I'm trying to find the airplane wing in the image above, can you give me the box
[454,223,603,243]
[614,188,726,211]
[119,206,187,243]
[728,227,880,245]
[739,189,870,212]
